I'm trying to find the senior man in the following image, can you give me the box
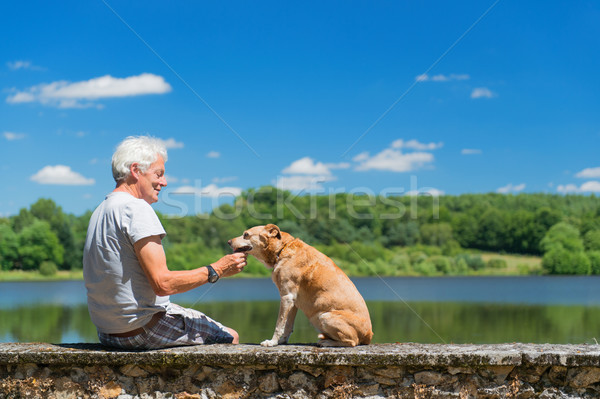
[83,135,247,349]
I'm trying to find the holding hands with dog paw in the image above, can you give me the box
[210,252,248,278]
[83,136,243,349]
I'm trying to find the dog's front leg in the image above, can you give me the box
[261,294,297,347]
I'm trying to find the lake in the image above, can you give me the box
[1,276,600,345]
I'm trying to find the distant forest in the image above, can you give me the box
[1,188,600,276]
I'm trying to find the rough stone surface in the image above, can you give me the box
[1,343,600,398]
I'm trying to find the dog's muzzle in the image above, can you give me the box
[233,245,252,253]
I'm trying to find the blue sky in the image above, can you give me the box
[1,1,599,217]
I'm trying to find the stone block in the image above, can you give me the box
[547,366,567,386]
[193,366,215,382]
[485,365,515,384]
[98,380,122,399]
[567,366,600,388]
[136,376,161,396]
[324,366,354,388]
[448,366,474,375]
[120,364,148,378]
[373,367,404,379]
[414,370,445,386]
[517,366,549,384]
[258,372,280,393]
[69,367,88,384]
[14,363,37,379]
[353,382,380,396]
[298,364,324,377]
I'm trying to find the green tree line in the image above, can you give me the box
[1,189,600,276]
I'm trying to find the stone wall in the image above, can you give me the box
[1,343,600,398]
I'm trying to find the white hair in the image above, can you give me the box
[111,136,168,183]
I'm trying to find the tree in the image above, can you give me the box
[0,224,18,270]
[540,222,584,253]
[583,230,600,251]
[30,198,78,269]
[420,223,453,247]
[384,221,420,247]
[17,220,64,270]
[542,247,591,275]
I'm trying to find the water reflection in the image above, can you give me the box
[1,301,599,345]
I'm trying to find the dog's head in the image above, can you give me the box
[228,224,288,268]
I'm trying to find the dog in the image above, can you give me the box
[228,224,373,347]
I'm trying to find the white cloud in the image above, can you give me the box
[207,151,220,158]
[558,181,600,193]
[461,148,482,155]
[581,181,600,192]
[416,73,470,82]
[30,165,95,185]
[7,60,44,71]
[282,157,332,175]
[391,139,443,151]
[556,184,578,193]
[3,132,26,141]
[354,150,433,172]
[471,87,496,99]
[7,73,172,108]
[171,184,242,198]
[159,137,184,149]
[497,183,526,194]
[353,152,370,162]
[279,157,347,191]
[575,167,600,179]
[354,140,440,173]
[275,175,335,191]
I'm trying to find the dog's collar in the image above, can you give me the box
[275,238,296,261]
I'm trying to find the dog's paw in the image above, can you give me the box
[260,339,278,347]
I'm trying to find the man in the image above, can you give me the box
[83,136,247,349]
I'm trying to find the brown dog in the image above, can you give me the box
[228,224,373,347]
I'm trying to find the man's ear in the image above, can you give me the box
[129,163,140,180]
[265,224,281,239]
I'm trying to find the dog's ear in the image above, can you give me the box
[265,224,281,239]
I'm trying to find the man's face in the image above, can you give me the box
[137,156,167,204]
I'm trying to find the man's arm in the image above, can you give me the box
[134,235,247,296]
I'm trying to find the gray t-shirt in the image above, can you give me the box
[83,191,169,334]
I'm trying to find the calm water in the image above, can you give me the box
[1,276,600,344]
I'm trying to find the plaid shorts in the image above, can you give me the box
[98,303,234,350]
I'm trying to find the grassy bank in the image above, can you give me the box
[0,270,84,282]
[0,252,543,282]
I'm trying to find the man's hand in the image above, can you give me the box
[211,252,248,278]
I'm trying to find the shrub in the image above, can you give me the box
[540,222,584,253]
[390,254,411,275]
[39,261,58,276]
[441,240,462,256]
[584,230,600,251]
[430,256,452,274]
[587,251,600,275]
[454,257,469,274]
[455,254,485,271]
[487,258,507,269]
[413,261,437,276]
[542,248,591,275]
[409,251,428,264]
